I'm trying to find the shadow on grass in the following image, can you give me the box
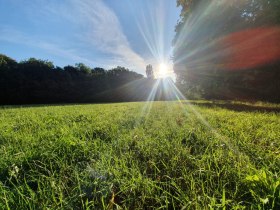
[189,102,280,113]
[1,101,280,113]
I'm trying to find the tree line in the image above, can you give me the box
[173,0,280,102]
[0,54,160,104]
[0,54,178,105]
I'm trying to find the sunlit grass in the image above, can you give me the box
[0,102,279,209]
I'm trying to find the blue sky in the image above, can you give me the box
[0,0,180,75]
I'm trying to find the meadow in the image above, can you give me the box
[0,101,279,209]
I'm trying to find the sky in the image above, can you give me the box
[0,0,181,76]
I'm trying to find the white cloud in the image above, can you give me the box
[70,0,146,71]
[0,0,146,72]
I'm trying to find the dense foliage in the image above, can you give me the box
[0,54,176,104]
[0,102,279,209]
[173,0,280,102]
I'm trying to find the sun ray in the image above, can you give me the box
[160,78,242,156]
[139,79,161,120]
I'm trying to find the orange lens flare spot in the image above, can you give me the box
[222,27,280,70]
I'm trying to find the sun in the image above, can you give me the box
[158,63,168,78]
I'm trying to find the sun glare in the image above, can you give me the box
[158,63,168,78]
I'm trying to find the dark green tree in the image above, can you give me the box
[173,0,280,101]
[0,54,161,104]
[75,63,91,74]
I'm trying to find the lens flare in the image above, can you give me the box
[125,0,176,76]
[158,63,168,78]
[222,27,280,70]
[173,1,280,73]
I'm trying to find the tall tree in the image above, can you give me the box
[173,0,280,101]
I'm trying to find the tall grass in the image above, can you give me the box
[0,102,279,209]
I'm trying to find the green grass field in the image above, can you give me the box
[0,101,279,209]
